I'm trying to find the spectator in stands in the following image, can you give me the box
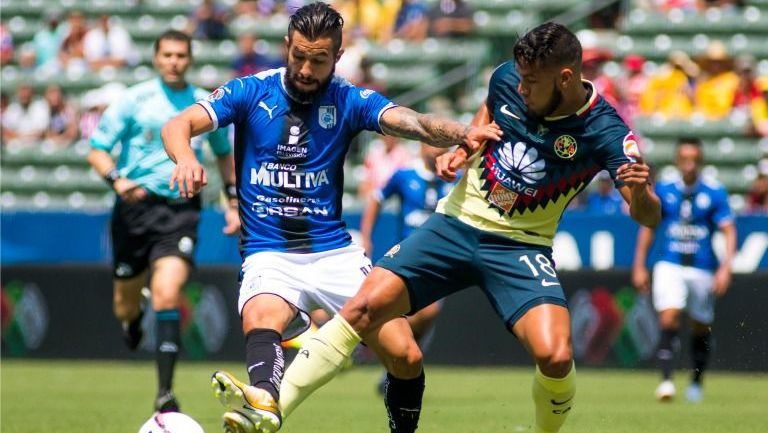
[17,43,38,75]
[732,55,767,136]
[581,48,620,110]
[696,0,743,12]
[428,0,474,38]
[393,0,430,41]
[0,92,9,146]
[233,0,276,17]
[358,135,413,199]
[230,33,281,78]
[694,41,739,120]
[352,0,401,42]
[335,28,366,84]
[640,50,697,119]
[746,173,768,213]
[43,84,79,147]
[33,10,65,72]
[753,77,768,137]
[58,11,90,74]
[0,24,13,65]
[79,83,126,142]
[187,0,230,40]
[1,84,50,147]
[586,171,627,215]
[84,15,136,71]
[617,54,649,124]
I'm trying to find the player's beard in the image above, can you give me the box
[528,81,563,120]
[284,65,335,104]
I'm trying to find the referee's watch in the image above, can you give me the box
[103,169,120,187]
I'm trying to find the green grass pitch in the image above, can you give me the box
[2,360,766,433]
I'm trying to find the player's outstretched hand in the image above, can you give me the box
[631,265,651,295]
[617,155,651,188]
[436,151,461,181]
[463,122,502,153]
[222,206,241,235]
[170,158,207,198]
[713,265,732,297]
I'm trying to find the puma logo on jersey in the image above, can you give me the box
[259,101,278,119]
[500,104,521,120]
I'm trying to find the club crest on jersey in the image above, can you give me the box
[206,87,226,103]
[622,131,640,162]
[318,105,336,129]
[384,244,401,258]
[488,182,519,212]
[553,135,577,159]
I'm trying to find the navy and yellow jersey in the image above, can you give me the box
[656,176,733,270]
[437,61,640,246]
[91,78,231,198]
[375,163,453,238]
[197,68,397,256]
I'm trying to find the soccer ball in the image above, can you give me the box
[138,412,205,433]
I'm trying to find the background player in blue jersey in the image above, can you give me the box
[162,3,501,433]
[87,30,238,413]
[360,143,452,393]
[280,22,661,433]
[632,137,736,403]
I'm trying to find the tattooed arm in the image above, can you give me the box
[380,106,501,150]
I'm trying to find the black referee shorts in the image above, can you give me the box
[110,194,201,279]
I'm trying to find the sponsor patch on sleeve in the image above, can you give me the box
[622,131,641,162]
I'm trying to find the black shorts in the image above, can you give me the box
[376,213,567,328]
[110,194,201,279]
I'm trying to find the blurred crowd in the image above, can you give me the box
[0,0,766,213]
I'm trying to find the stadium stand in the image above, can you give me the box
[1,0,766,212]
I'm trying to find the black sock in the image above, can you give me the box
[384,371,425,433]
[245,328,284,401]
[156,309,181,394]
[657,329,678,381]
[691,330,711,384]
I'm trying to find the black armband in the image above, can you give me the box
[223,183,238,200]
[103,169,119,187]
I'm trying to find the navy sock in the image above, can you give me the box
[691,330,711,384]
[245,328,284,401]
[156,309,181,394]
[657,329,678,381]
[384,371,425,433]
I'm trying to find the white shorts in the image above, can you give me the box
[652,261,715,324]
[238,245,372,340]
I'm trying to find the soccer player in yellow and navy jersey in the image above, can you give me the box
[279,22,661,433]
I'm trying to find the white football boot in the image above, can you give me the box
[655,380,676,401]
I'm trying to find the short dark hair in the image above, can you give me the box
[154,30,192,56]
[513,22,582,70]
[288,2,344,53]
[676,136,703,148]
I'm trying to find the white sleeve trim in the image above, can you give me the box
[196,100,219,131]
[377,102,398,134]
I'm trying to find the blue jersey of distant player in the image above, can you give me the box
[655,177,733,270]
[197,68,397,255]
[91,78,231,198]
[376,164,453,238]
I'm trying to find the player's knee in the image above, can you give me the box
[113,302,137,322]
[386,341,423,379]
[535,343,573,378]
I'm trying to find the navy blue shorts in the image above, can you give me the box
[376,213,567,328]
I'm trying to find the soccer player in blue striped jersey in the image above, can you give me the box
[162,3,501,432]
[279,22,661,433]
[632,137,736,403]
[87,30,238,413]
